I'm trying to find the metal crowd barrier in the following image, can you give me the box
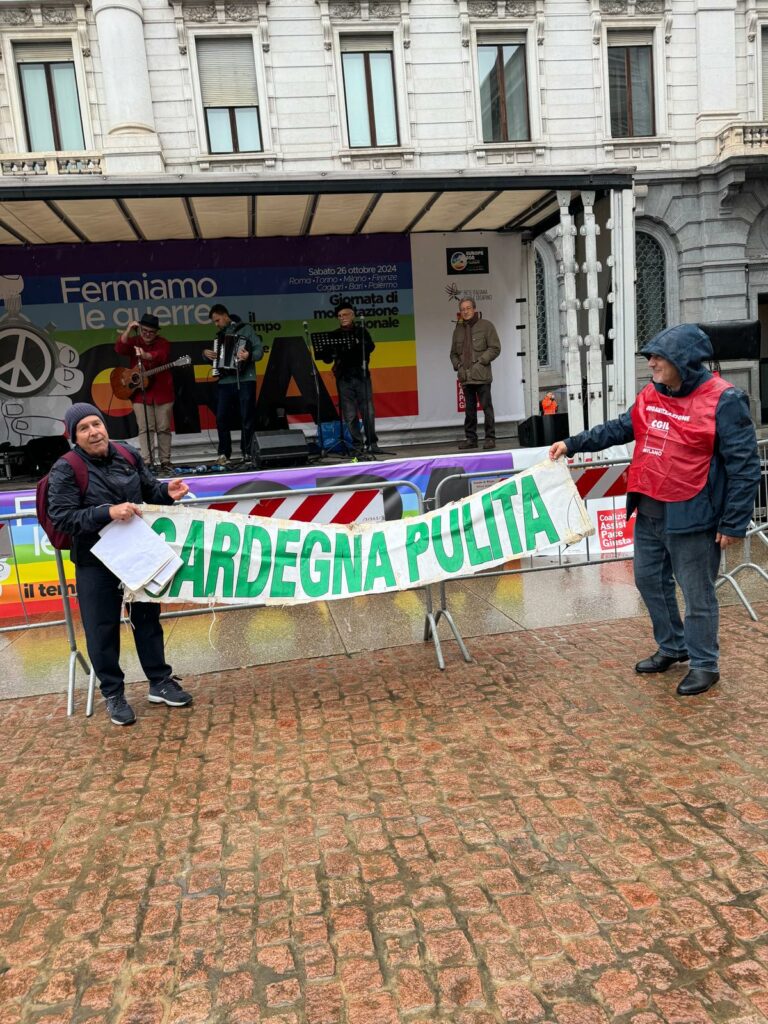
[424,459,635,667]
[1,479,435,712]
[715,437,768,620]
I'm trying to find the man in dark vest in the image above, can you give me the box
[549,323,759,696]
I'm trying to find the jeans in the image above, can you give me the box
[216,381,256,459]
[633,512,722,671]
[338,374,377,452]
[462,382,495,442]
[76,562,171,699]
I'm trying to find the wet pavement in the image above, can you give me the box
[2,551,768,1022]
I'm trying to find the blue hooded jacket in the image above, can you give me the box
[564,323,760,535]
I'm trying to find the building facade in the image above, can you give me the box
[0,0,765,427]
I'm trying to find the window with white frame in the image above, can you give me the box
[14,41,85,152]
[476,36,530,143]
[196,37,262,154]
[635,230,667,347]
[340,36,399,148]
[607,31,655,138]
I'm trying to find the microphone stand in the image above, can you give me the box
[134,338,156,471]
[305,320,327,461]
[357,312,378,462]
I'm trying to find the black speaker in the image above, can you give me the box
[541,413,570,444]
[698,320,761,361]
[251,429,310,469]
[517,415,544,448]
[24,435,69,475]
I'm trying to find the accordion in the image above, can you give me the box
[212,331,248,377]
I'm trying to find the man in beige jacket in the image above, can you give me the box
[450,297,501,450]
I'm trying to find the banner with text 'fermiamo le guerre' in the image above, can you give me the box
[132,459,593,606]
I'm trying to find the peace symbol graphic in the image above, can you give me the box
[0,321,57,397]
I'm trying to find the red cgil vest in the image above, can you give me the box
[627,375,731,502]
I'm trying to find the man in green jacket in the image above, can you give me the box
[450,297,501,450]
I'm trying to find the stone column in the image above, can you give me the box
[92,0,163,172]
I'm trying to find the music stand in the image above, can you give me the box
[311,330,354,457]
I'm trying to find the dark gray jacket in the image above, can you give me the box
[564,323,760,536]
[47,442,173,566]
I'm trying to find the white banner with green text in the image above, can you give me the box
[130,459,594,606]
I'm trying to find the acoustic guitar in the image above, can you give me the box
[110,355,191,400]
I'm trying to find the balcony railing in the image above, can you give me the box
[717,123,768,157]
[1,153,102,176]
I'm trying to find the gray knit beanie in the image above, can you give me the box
[64,402,106,439]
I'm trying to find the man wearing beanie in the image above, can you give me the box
[47,402,193,725]
[115,313,175,474]
[320,302,382,456]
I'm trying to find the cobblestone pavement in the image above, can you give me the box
[2,607,768,1024]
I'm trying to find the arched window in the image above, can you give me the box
[535,250,550,366]
[635,230,667,348]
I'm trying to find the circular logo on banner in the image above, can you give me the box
[450,251,468,272]
[0,320,57,396]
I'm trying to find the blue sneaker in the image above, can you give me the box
[148,677,193,707]
[105,694,136,726]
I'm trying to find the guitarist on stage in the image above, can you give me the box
[115,313,175,474]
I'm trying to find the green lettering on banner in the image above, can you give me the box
[490,484,523,554]
[364,532,396,590]
[170,520,206,597]
[271,528,301,598]
[300,530,332,598]
[205,522,242,597]
[332,533,364,595]
[405,522,429,582]
[462,502,494,566]
[235,524,272,598]
[432,509,464,573]
[151,517,176,543]
[480,492,503,559]
[521,477,559,549]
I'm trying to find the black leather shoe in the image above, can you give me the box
[635,650,689,674]
[677,669,719,696]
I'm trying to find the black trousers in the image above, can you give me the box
[338,374,378,452]
[216,381,256,459]
[76,562,171,700]
[462,382,495,442]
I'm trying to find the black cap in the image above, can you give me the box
[334,302,355,316]
[139,313,160,329]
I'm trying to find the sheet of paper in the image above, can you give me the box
[92,515,178,591]
[142,554,184,597]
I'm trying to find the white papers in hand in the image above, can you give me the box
[92,514,178,592]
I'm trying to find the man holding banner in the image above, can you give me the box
[47,403,193,726]
[549,324,760,697]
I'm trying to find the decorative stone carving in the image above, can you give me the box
[370,2,399,15]
[600,0,626,12]
[468,1,497,16]
[225,4,257,19]
[186,4,216,21]
[329,2,361,16]
[0,8,32,24]
[747,10,758,43]
[43,7,75,22]
[636,0,662,11]
[506,1,534,15]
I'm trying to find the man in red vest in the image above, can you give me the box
[549,323,760,696]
